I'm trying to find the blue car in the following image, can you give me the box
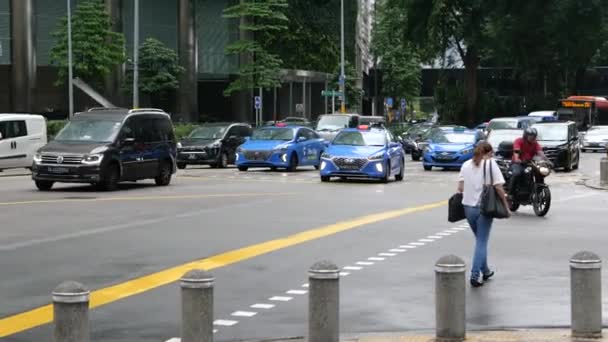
[422,129,478,171]
[319,126,405,182]
[236,125,326,171]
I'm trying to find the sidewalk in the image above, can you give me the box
[341,330,605,342]
[0,168,30,177]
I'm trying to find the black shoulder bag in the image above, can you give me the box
[480,159,509,219]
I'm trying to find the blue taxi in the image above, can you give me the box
[319,125,405,182]
[235,124,325,171]
[422,129,478,171]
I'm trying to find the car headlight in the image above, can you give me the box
[82,154,103,165]
[423,146,433,153]
[177,142,183,149]
[539,166,551,176]
[273,147,288,154]
[321,152,331,159]
[461,148,473,154]
[33,153,42,163]
[368,153,384,160]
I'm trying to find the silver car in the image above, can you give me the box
[581,126,608,152]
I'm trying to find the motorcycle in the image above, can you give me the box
[495,142,552,217]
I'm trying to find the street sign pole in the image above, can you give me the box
[67,0,73,119]
[332,95,335,114]
[339,0,346,113]
[133,0,140,109]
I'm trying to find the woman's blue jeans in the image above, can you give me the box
[464,206,493,279]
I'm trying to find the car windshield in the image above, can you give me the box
[432,132,476,144]
[316,116,350,130]
[487,131,522,146]
[333,131,386,146]
[536,125,568,141]
[54,119,122,143]
[189,126,226,139]
[488,120,518,130]
[251,128,294,141]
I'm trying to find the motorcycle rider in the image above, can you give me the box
[508,128,548,196]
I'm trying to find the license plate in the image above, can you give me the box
[188,154,197,160]
[48,167,69,174]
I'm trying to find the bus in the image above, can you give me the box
[556,96,608,130]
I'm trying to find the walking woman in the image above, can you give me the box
[457,141,510,287]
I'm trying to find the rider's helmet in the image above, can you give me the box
[523,127,538,141]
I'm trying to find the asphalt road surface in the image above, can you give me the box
[0,152,607,342]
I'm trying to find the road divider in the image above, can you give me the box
[0,199,446,337]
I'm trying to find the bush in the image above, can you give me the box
[174,123,198,141]
[47,120,68,139]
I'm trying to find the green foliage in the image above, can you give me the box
[222,0,289,96]
[47,120,69,140]
[50,0,125,87]
[124,38,184,99]
[174,123,199,141]
[372,0,421,101]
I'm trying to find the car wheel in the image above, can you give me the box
[395,158,405,181]
[582,148,586,153]
[35,180,54,191]
[155,161,172,186]
[564,157,572,172]
[218,153,229,169]
[424,165,432,171]
[320,175,330,182]
[411,153,420,161]
[381,161,390,183]
[238,166,248,172]
[177,162,187,170]
[98,164,119,191]
[573,152,580,170]
[286,153,298,172]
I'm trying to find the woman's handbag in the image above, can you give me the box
[448,192,465,222]
[480,160,509,219]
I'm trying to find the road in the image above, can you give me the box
[0,152,606,341]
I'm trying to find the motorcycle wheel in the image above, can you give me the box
[508,198,520,212]
[532,185,551,217]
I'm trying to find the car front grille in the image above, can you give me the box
[543,148,562,159]
[333,157,368,170]
[432,151,458,163]
[41,154,83,165]
[244,150,272,161]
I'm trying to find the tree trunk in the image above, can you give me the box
[463,48,480,126]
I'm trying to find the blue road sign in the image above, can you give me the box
[401,98,407,110]
[254,96,261,110]
[386,97,393,108]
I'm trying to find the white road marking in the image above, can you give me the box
[428,235,442,239]
[339,271,350,276]
[286,289,308,295]
[389,248,406,252]
[301,283,309,288]
[251,303,275,309]
[410,242,425,246]
[419,239,434,242]
[269,296,293,302]
[437,232,451,236]
[445,229,459,233]
[344,266,363,270]
[357,261,374,265]
[231,311,257,317]
[400,245,417,249]
[214,320,239,326]
[166,338,180,342]
[379,252,397,256]
[368,257,385,261]
[453,227,467,231]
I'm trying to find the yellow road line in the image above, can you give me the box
[0,199,446,337]
[0,192,295,206]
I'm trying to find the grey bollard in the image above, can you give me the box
[435,255,466,342]
[53,281,90,342]
[601,158,608,186]
[181,269,215,342]
[308,261,340,342]
[570,251,602,338]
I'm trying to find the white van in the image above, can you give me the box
[0,114,48,171]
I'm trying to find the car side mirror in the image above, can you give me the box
[122,137,136,146]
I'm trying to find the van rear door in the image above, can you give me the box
[0,119,29,169]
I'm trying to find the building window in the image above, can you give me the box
[122,0,178,60]
[0,0,10,64]
[197,0,238,77]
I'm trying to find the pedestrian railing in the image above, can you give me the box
[52,251,602,342]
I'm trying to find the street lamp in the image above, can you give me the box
[133,0,140,109]
[67,0,74,119]
[339,0,346,113]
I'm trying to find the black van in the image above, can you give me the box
[31,108,177,191]
[534,121,580,171]
[177,122,252,169]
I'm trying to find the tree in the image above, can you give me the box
[50,0,125,87]
[371,0,421,103]
[124,38,184,106]
[405,0,493,125]
[222,0,289,96]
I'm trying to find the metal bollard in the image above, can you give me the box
[570,251,602,338]
[600,158,608,186]
[53,281,90,342]
[435,255,466,342]
[308,261,340,342]
[181,269,215,342]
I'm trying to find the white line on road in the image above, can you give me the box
[437,232,451,236]
[344,266,363,270]
[166,338,180,342]
[419,239,434,242]
[231,311,257,317]
[356,261,374,265]
[251,303,275,309]
[269,296,293,302]
[400,245,417,249]
[389,248,406,252]
[286,290,308,295]
[368,257,385,261]
[339,271,350,276]
[301,283,309,288]
[453,228,467,231]
[410,242,425,246]
[428,235,442,239]
[214,320,238,326]
[379,253,397,257]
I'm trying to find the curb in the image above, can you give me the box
[578,179,608,191]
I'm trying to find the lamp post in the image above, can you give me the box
[67,0,74,118]
[133,0,140,109]
[339,0,346,113]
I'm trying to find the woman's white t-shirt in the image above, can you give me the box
[458,158,505,207]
